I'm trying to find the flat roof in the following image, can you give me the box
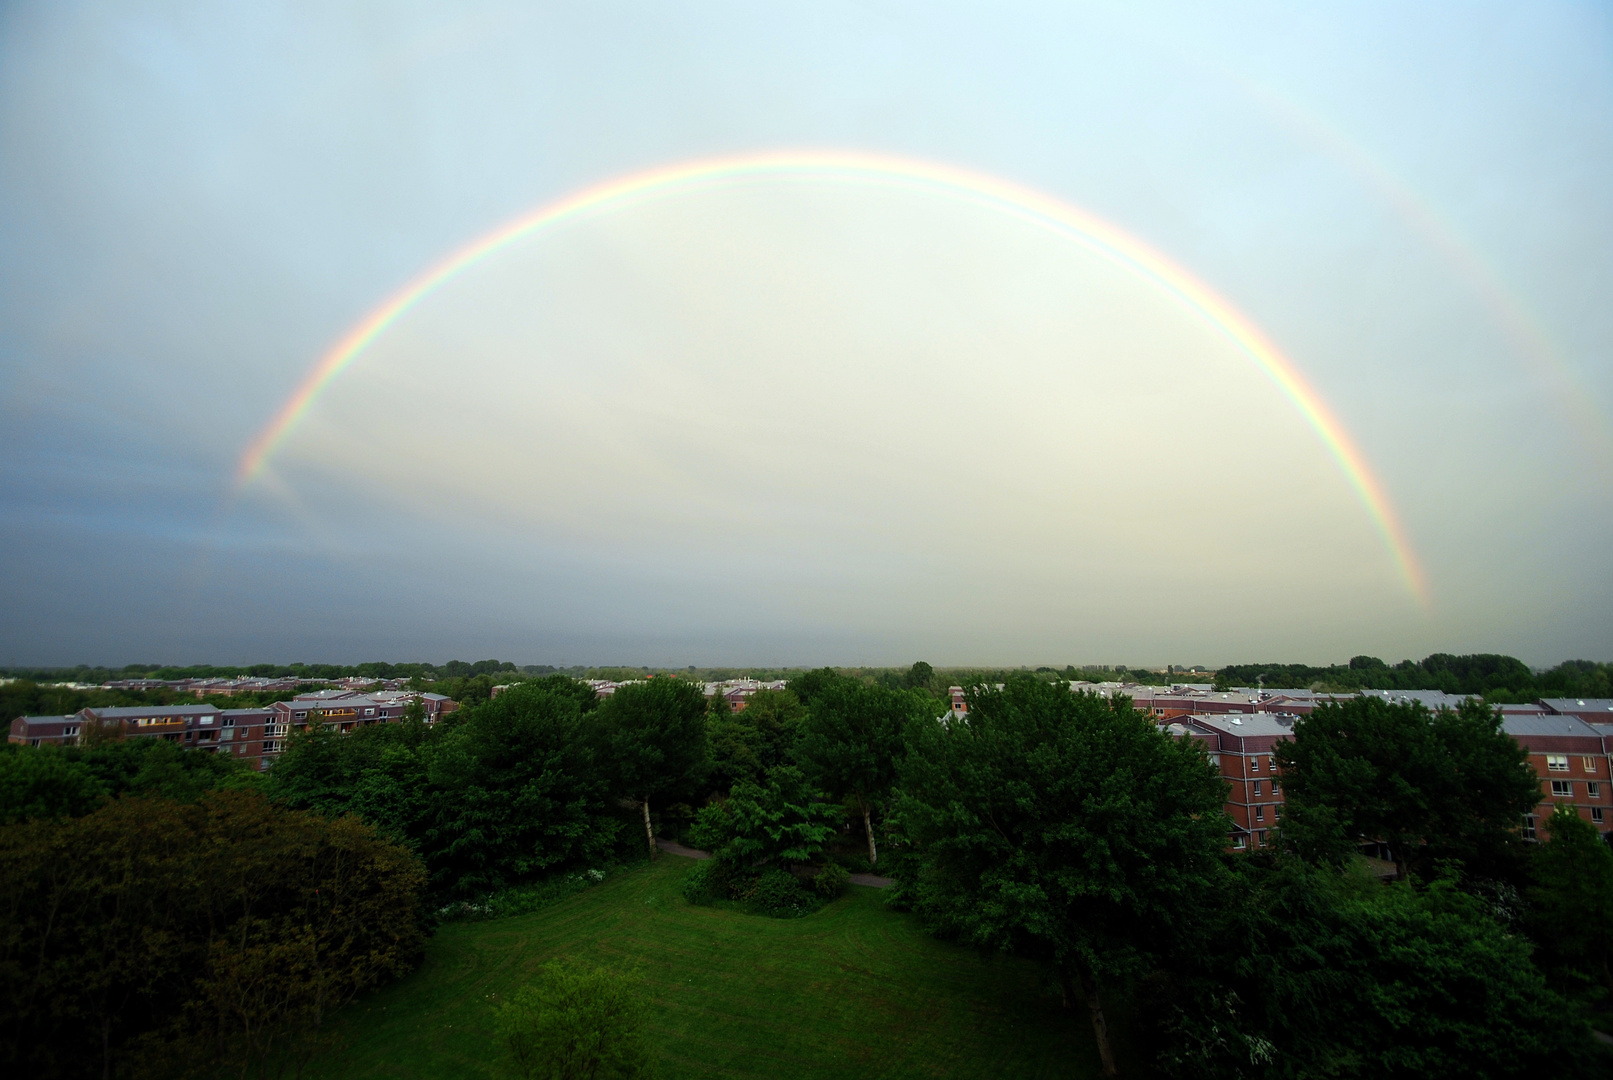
[84,704,221,718]
[1542,698,1613,714]
[1190,713,1295,738]
[1501,715,1604,739]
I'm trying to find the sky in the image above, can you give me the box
[1,1,1610,669]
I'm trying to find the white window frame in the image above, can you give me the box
[1546,754,1569,772]
[1551,779,1573,798]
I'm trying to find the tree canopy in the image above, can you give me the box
[1274,696,1539,880]
[895,677,1229,1076]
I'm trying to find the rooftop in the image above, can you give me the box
[1189,713,1295,738]
[1542,698,1613,715]
[83,704,222,719]
[1500,714,1604,739]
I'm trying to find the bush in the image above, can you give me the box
[680,860,724,906]
[747,868,817,918]
[440,867,613,922]
[813,861,850,899]
[494,959,654,1080]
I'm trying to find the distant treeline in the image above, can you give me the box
[1214,654,1613,700]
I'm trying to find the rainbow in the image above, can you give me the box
[235,148,1430,605]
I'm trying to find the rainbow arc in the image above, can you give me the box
[235,149,1430,606]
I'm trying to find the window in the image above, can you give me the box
[1547,754,1569,772]
[1257,830,1267,846]
[1253,781,1263,797]
[1591,783,1602,800]
[1523,815,1538,840]
[1250,757,1261,772]
[1594,808,1606,825]
[1232,835,1247,849]
[1584,757,1598,774]
[1552,780,1573,798]
[1255,805,1266,822]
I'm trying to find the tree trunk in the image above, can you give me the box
[642,798,656,858]
[861,800,877,867]
[1073,968,1118,1077]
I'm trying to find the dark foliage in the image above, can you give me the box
[1213,654,1611,699]
[269,678,632,902]
[1274,697,1539,882]
[0,789,426,1080]
[1152,857,1606,1079]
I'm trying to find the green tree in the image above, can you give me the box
[1274,697,1539,880]
[896,678,1228,1076]
[1528,805,1613,996]
[424,682,619,899]
[494,959,654,1080]
[0,745,107,822]
[1157,859,1604,1079]
[705,689,805,793]
[793,677,921,867]
[905,661,936,692]
[688,765,842,870]
[0,789,425,1080]
[593,680,708,858]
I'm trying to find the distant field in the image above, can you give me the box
[307,855,1107,1080]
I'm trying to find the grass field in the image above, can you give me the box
[307,855,1110,1079]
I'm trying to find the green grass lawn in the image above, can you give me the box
[308,855,1107,1080]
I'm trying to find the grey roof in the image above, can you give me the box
[290,689,369,702]
[1357,689,1471,709]
[84,704,221,718]
[1542,698,1613,715]
[221,708,275,718]
[1190,713,1296,738]
[1501,714,1604,739]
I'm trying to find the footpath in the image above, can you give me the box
[653,838,894,889]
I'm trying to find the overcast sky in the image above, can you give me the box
[1,1,1609,669]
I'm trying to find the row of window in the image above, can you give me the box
[1550,780,1602,799]
[1232,830,1270,849]
[1545,754,1601,773]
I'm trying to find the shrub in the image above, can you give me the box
[813,861,850,899]
[680,860,723,906]
[748,868,817,918]
[494,959,654,1080]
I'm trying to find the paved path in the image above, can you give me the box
[653,838,893,888]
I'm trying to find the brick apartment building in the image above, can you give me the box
[9,689,457,770]
[1175,714,1292,849]
[9,703,274,767]
[1502,713,1613,839]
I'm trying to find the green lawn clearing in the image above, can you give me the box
[308,854,1105,1079]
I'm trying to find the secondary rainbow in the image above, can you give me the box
[236,148,1430,605]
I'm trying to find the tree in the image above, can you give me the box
[705,689,805,793]
[494,959,653,1080]
[593,679,708,858]
[1528,805,1613,996]
[424,681,619,898]
[688,765,842,870]
[0,745,107,822]
[1156,858,1605,1079]
[0,789,425,1079]
[793,676,920,867]
[896,678,1228,1076]
[905,661,936,692]
[1274,697,1539,880]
